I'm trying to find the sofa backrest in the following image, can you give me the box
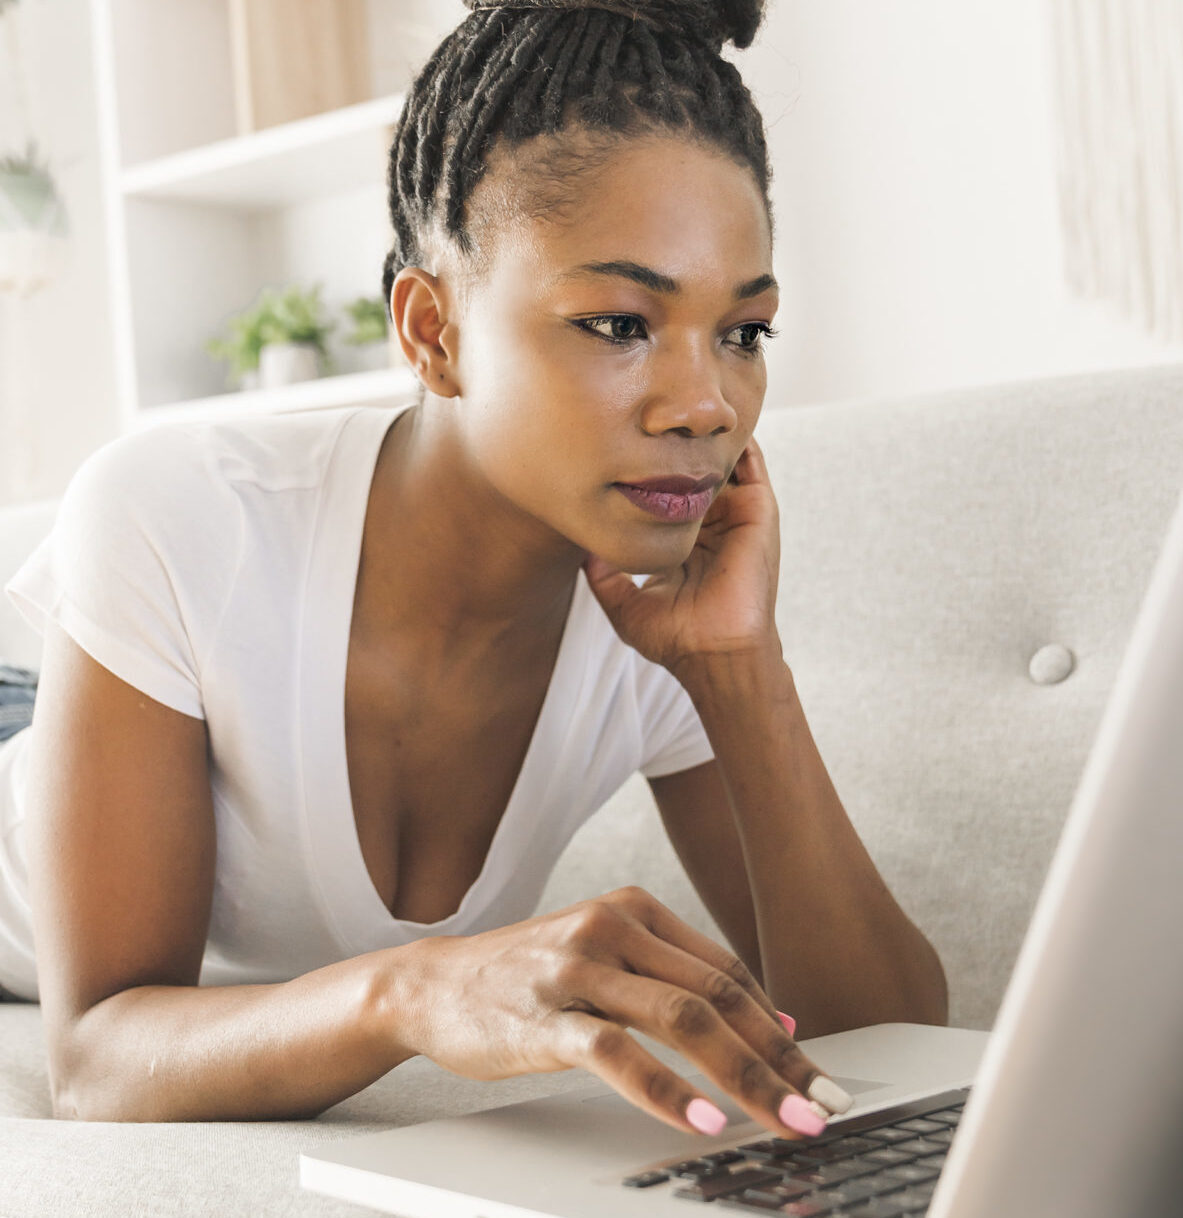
[539,360,1183,1030]
[0,497,58,671]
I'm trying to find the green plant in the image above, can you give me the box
[0,140,54,188]
[205,283,336,383]
[342,294,389,346]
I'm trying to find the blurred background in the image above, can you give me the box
[1,0,1181,506]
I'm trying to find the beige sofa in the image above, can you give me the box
[1,361,1181,1215]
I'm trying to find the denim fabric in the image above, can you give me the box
[0,661,37,743]
[0,665,37,1000]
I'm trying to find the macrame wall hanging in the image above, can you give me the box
[0,0,69,298]
[1046,0,1183,345]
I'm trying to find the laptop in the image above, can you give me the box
[301,486,1183,1218]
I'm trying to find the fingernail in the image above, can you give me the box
[685,1097,728,1136]
[808,1075,853,1115]
[776,1010,796,1037]
[779,1093,827,1136]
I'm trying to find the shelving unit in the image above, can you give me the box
[89,0,425,430]
[119,94,407,208]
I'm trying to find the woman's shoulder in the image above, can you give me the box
[53,423,218,553]
[195,406,386,493]
[60,407,391,538]
[75,407,366,495]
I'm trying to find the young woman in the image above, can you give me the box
[0,0,946,1132]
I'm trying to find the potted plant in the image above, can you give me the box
[0,141,69,297]
[206,283,335,390]
[203,297,270,390]
[342,293,394,372]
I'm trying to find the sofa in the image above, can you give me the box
[1,360,1180,1216]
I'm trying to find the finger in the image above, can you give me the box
[566,963,831,1137]
[600,926,845,1117]
[606,890,851,1115]
[582,554,642,626]
[613,887,778,1023]
[614,920,780,1040]
[730,436,769,486]
[554,1010,731,1136]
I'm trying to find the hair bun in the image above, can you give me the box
[463,0,766,52]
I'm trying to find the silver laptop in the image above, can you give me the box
[301,486,1183,1218]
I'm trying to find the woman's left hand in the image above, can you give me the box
[584,438,782,678]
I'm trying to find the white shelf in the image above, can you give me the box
[120,94,406,210]
[129,366,420,429]
[92,0,418,430]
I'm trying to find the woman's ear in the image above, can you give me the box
[390,268,462,397]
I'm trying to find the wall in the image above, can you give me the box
[747,0,1183,408]
[1,0,1181,505]
[0,0,120,506]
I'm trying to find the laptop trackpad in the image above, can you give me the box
[579,1073,888,1124]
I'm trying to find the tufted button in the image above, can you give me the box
[1028,643,1075,685]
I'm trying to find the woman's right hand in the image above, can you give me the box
[389,886,852,1138]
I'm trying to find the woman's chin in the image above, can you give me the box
[592,529,700,577]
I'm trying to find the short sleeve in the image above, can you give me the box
[4,427,236,720]
[635,661,716,779]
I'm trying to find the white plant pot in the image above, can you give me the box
[0,170,69,297]
[258,342,319,388]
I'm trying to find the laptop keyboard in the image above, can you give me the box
[620,1087,968,1216]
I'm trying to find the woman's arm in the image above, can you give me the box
[29,623,847,1132]
[586,439,947,1040]
[649,668,948,1039]
[27,623,419,1121]
[645,761,763,985]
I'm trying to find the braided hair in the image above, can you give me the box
[382,0,771,310]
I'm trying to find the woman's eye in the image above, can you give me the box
[577,315,648,343]
[728,322,778,354]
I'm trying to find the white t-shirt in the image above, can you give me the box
[0,405,714,1000]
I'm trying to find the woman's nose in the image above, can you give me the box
[639,342,739,438]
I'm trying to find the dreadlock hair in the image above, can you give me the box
[382,0,771,311]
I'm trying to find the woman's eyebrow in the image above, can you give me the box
[734,273,778,300]
[561,261,778,300]
[563,261,679,293]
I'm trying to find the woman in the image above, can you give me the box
[0,0,946,1130]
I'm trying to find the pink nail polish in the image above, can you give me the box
[777,1010,797,1038]
[685,1097,728,1136]
[779,1093,827,1137]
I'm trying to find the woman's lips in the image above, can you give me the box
[613,475,720,523]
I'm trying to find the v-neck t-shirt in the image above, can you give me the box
[0,405,714,1000]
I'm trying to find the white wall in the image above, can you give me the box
[0,0,121,507]
[748,0,1183,408]
[2,0,1181,505]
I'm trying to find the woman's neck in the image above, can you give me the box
[354,400,583,645]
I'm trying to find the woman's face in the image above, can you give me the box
[446,133,777,575]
